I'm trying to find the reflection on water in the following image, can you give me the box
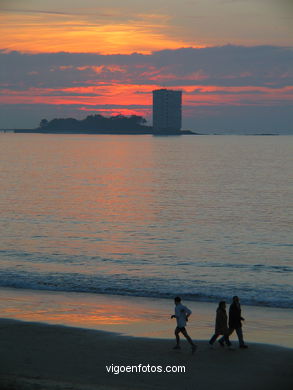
[0,134,292,308]
[1,135,158,258]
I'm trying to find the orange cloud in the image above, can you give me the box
[0,10,201,54]
[75,65,127,74]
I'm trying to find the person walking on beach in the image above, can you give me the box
[209,301,232,348]
[219,296,248,349]
[171,296,197,353]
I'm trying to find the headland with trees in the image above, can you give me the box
[14,114,195,135]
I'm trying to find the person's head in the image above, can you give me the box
[233,296,239,303]
[219,301,226,309]
[174,296,181,305]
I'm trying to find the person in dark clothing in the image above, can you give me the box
[219,296,248,348]
[209,301,232,348]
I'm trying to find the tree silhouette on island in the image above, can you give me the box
[14,114,195,135]
[38,114,152,133]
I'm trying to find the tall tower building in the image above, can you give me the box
[152,89,182,131]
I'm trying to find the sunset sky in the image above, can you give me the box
[1,0,292,131]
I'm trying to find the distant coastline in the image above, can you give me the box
[11,114,196,135]
[13,128,196,135]
[8,129,291,136]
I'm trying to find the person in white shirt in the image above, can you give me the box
[171,296,197,353]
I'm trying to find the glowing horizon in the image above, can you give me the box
[1,1,292,130]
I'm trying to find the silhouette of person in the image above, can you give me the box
[219,296,248,348]
[209,301,232,348]
[171,296,197,353]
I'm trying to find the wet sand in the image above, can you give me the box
[0,318,292,390]
[0,287,293,348]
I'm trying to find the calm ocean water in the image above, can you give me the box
[0,134,292,308]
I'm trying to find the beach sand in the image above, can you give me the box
[0,318,292,390]
[1,288,293,348]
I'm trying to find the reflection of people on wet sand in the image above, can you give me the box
[171,296,197,354]
[209,301,232,348]
[219,296,248,349]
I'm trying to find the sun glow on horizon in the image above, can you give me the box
[1,83,292,108]
[1,2,292,129]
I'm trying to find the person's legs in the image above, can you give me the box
[219,328,234,345]
[174,327,181,348]
[181,329,195,347]
[223,332,231,346]
[209,333,219,345]
[235,327,245,346]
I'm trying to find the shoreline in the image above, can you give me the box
[3,131,293,135]
[12,129,196,135]
[0,287,292,349]
[1,318,292,390]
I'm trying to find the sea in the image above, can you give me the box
[0,133,292,310]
